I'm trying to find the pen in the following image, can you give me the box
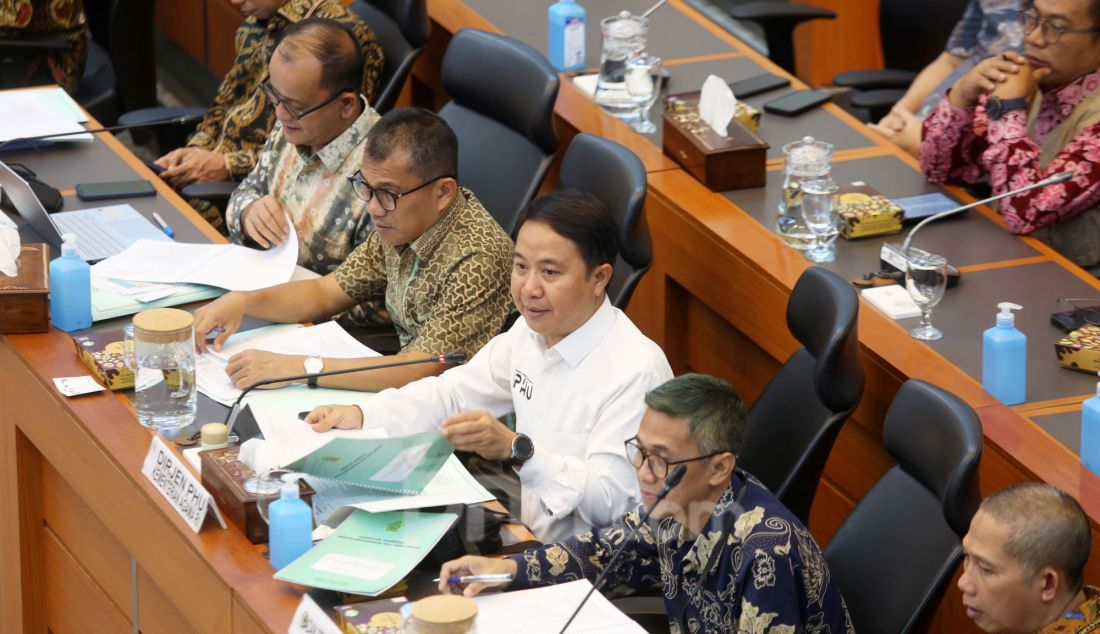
[433,574,514,585]
[152,212,175,238]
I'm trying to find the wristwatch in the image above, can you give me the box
[507,433,534,469]
[986,96,1029,120]
[303,355,324,388]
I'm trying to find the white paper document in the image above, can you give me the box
[474,580,646,633]
[0,89,92,142]
[209,321,380,363]
[90,225,299,291]
[251,402,386,467]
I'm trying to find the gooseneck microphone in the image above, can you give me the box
[557,464,688,634]
[222,351,467,430]
[0,112,209,153]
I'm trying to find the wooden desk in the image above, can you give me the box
[414,2,1100,631]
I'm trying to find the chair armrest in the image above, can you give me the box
[851,88,908,110]
[729,1,836,25]
[833,69,917,90]
[180,180,238,204]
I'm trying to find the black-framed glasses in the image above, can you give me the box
[347,173,454,211]
[1018,9,1100,43]
[624,437,728,479]
[1057,297,1100,328]
[260,81,351,121]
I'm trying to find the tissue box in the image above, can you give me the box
[663,92,768,191]
[200,446,314,544]
[837,182,904,239]
[1055,325,1100,374]
[72,328,133,390]
[0,243,49,334]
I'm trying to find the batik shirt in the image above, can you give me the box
[920,67,1100,234]
[226,98,378,275]
[917,0,1024,119]
[187,0,383,180]
[333,188,513,355]
[510,469,854,634]
[1040,586,1100,633]
[0,0,87,94]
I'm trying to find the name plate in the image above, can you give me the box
[289,594,343,634]
[142,436,226,533]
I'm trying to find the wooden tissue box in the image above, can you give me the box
[662,92,768,191]
[0,243,49,334]
[200,446,315,544]
[1055,325,1100,374]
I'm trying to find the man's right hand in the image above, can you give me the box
[241,195,290,248]
[437,556,518,597]
[949,52,1025,108]
[304,404,365,432]
[192,292,248,353]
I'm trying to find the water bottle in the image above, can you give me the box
[48,233,91,331]
[982,302,1026,405]
[268,474,312,570]
[549,0,586,71]
[1083,373,1100,476]
[129,308,197,430]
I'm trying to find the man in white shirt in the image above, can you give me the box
[306,189,673,541]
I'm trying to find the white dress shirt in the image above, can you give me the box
[357,297,673,542]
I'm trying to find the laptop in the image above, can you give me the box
[0,161,170,262]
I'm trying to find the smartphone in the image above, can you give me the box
[729,73,790,99]
[894,192,964,224]
[763,90,831,116]
[75,179,157,201]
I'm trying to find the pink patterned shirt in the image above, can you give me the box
[920,68,1100,234]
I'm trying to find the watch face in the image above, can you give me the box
[513,434,534,461]
[987,97,1003,120]
[304,357,323,374]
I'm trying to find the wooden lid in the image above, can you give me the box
[410,595,478,628]
[133,308,193,343]
[201,423,228,447]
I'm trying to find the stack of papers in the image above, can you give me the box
[0,88,91,144]
[474,580,647,633]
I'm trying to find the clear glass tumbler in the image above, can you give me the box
[801,178,840,263]
[624,54,662,134]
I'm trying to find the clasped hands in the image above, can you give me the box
[949,51,1051,108]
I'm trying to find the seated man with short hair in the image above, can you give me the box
[305,190,674,542]
[193,108,514,393]
[437,374,853,633]
[959,482,1097,633]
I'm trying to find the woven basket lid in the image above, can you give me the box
[133,308,194,343]
[410,594,478,626]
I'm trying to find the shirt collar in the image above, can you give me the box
[294,96,373,171]
[276,0,323,22]
[534,296,615,368]
[406,187,469,260]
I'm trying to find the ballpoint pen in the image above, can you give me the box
[432,574,514,585]
[152,212,175,238]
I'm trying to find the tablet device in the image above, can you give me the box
[729,73,790,99]
[763,89,831,116]
[894,192,962,223]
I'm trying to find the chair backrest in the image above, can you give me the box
[559,133,651,310]
[349,0,429,113]
[879,0,969,72]
[824,379,983,634]
[94,0,156,113]
[438,29,559,233]
[738,266,864,522]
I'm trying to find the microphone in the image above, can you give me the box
[556,464,688,634]
[222,351,468,431]
[0,112,208,153]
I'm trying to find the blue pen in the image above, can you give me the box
[152,212,175,238]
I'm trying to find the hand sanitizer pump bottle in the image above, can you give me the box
[49,233,91,332]
[268,474,312,570]
[549,0,586,71]
[982,302,1026,405]
[1083,373,1100,476]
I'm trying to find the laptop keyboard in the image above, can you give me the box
[54,213,126,261]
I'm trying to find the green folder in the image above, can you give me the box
[286,432,454,495]
[274,509,458,595]
[92,283,224,322]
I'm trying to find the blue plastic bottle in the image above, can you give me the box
[48,233,91,332]
[268,474,312,570]
[982,302,1026,405]
[548,0,586,71]
[1083,374,1100,476]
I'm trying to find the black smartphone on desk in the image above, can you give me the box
[729,73,790,98]
[75,179,157,201]
[763,89,831,116]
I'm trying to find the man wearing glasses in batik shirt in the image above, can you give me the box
[437,374,854,633]
[192,107,514,393]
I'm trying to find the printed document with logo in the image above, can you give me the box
[286,432,454,495]
[273,509,458,595]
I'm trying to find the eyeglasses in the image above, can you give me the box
[624,437,728,479]
[1017,9,1100,44]
[260,81,351,121]
[347,173,453,211]
[1057,297,1100,328]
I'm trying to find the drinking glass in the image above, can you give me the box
[624,54,662,133]
[800,178,839,263]
[905,253,949,341]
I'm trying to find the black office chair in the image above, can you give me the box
[559,133,651,310]
[438,29,559,233]
[737,266,864,523]
[728,1,836,75]
[824,379,983,634]
[832,0,969,122]
[349,0,430,114]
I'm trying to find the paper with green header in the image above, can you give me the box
[286,431,453,495]
[274,509,458,595]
